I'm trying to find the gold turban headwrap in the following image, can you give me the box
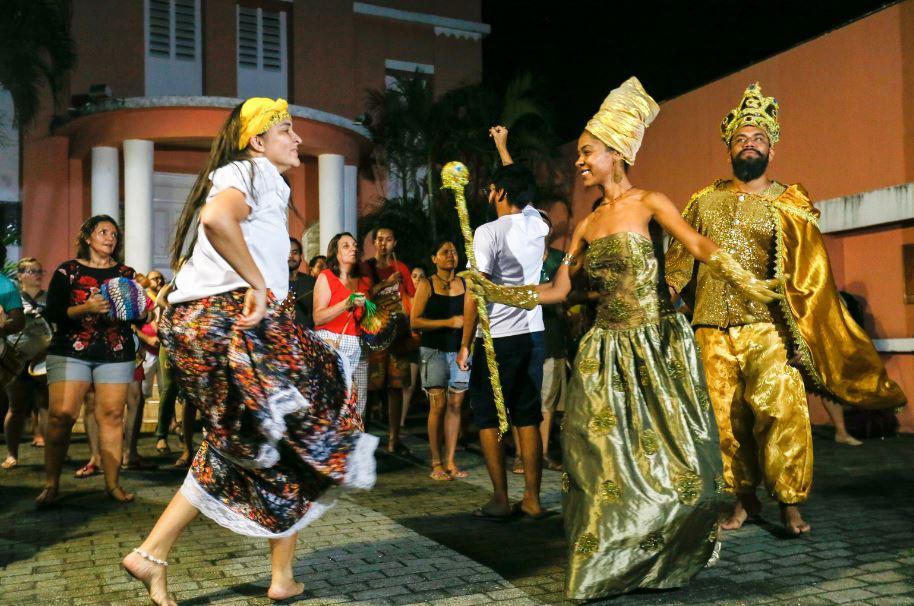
[584,76,660,165]
[720,82,780,145]
[237,97,291,150]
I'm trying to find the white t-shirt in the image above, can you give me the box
[473,205,548,338]
[169,157,291,304]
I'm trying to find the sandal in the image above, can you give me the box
[105,485,135,503]
[429,461,452,481]
[512,456,524,475]
[173,453,192,468]
[121,457,159,471]
[1,456,17,470]
[447,468,469,479]
[430,468,452,481]
[75,462,101,478]
[155,439,171,454]
[543,455,564,471]
[386,442,411,456]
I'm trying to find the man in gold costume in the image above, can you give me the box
[666,83,906,535]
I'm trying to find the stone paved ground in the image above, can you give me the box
[1,426,913,606]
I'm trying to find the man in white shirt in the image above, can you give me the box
[457,163,550,521]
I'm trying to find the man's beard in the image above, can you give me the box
[731,150,769,182]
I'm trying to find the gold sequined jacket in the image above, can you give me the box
[666,180,906,410]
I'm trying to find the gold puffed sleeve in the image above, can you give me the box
[665,183,718,293]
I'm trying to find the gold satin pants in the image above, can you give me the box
[695,323,813,504]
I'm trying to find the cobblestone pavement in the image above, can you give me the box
[1,427,913,606]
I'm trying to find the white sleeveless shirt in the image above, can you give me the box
[169,157,291,303]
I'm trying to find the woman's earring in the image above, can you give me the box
[613,161,624,184]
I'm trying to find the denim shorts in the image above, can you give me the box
[46,355,135,385]
[420,347,470,392]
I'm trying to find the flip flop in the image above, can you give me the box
[74,462,101,478]
[511,503,558,521]
[447,468,469,479]
[121,458,159,471]
[472,507,516,523]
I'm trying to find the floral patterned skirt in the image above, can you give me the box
[160,289,377,538]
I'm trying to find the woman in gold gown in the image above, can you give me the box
[464,77,782,600]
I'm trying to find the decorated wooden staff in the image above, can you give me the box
[440,161,509,436]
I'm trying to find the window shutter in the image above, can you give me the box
[173,0,196,60]
[238,7,259,68]
[149,0,171,57]
[261,11,282,71]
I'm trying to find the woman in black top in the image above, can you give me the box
[37,215,145,505]
[410,240,471,480]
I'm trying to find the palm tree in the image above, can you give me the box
[364,71,560,250]
[0,0,76,132]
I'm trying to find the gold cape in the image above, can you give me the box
[767,185,904,409]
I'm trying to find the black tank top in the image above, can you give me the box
[420,277,465,352]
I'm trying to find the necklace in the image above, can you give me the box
[735,181,779,202]
[599,186,633,209]
[434,272,455,292]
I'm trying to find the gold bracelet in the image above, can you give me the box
[561,253,577,266]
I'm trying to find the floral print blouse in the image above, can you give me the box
[46,260,138,363]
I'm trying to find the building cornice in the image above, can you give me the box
[815,182,914,234]
[873,338,914,353]
[353,2,490,39]
[61,96,370,139]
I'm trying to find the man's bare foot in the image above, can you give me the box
[513,498,546,519]
[267,580,305,601]
[122,549,176,606]
[2,455,18,469]
[720,494,762,530]
[780,504,811,536]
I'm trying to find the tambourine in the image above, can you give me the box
[100,277,150,321]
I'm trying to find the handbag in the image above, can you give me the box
[0,332,27,386]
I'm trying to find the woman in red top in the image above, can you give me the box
[313,232,372,417]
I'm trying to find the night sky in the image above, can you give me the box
[482,0,897,140]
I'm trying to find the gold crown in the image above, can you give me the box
[720,83,779,145]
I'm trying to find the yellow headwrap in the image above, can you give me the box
[584,76,660,165]
[720,82,780,145]
[237,97,291,150]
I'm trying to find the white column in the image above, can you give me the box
[91,146,120,223]
[318,153,345,255]
[343,164,358,235]
[123,139,154,272]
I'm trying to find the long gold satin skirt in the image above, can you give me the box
[695,323,813,505]
[562,313,727,600]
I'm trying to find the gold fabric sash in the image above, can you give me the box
[773,185,906,409]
